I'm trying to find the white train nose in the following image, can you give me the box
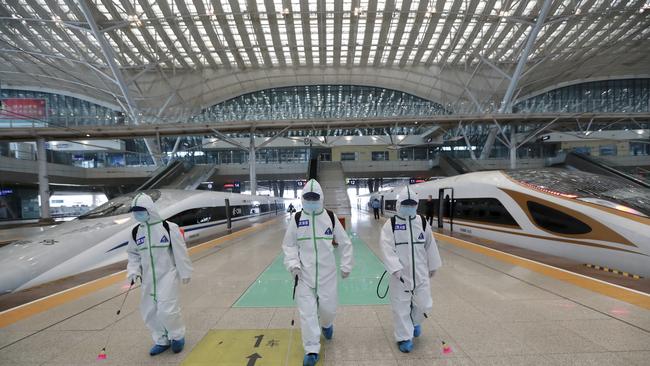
[0,261,32,294]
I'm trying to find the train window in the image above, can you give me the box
[527,201,592,235]
[195,208,212,224]
[168,206,227,227]
[453,198,518,226]
[167,209,198,227]
[385,200,397,211]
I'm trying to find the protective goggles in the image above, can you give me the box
[302,192,321,201]
[400,199,418,206]
[129,206,148,212]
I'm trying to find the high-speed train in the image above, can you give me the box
[0,189,287,294]
[358,169,650,277]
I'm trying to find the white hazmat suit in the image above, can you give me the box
[282,179,354,354]
[126,192,193,346]
[379,186,442,342]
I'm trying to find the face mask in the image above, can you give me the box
[303,201,322,213]
[399,206,417,218]
[133,211,149,223]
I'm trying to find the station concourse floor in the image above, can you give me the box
[1,211,649,366]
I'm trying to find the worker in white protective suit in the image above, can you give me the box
[379,185,442,353]
[282,179,354,366]
[126,192,193,356]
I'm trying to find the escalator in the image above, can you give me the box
[439,154,473,176]
[564,152,650,188]
[163,165,218,190]
[136,159,187,191]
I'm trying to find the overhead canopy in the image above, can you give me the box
[0,0,649,122]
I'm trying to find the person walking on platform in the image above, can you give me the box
[282,179,354,366]
[425,195,435,225]
[126,192,193,356]
[371,197,381,219]
[379,186,442,353]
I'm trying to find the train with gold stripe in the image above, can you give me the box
[358,169,650,278]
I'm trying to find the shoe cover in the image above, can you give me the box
[149,344,170,356]
[303,353,319,366]
[398,339,413,353]
[171,337,185,353]
[322,325,333,340]
[413,324,421,337]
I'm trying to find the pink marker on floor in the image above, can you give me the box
[442,341,452,355]
[97,350,107,360]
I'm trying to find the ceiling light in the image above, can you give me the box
[85,134,91,137]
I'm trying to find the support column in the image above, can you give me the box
[36,138,51,221]
[249,135,257,195]
[509,125,517,170]
[480,128,498,159]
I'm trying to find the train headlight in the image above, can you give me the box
[577,197,647,217]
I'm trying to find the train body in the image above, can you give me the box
[358,169,650,277]
[0,189,287,294]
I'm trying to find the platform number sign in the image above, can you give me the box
[181,329,305,365]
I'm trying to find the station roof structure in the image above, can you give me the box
[1,0,649,127]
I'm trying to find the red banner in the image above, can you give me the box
[0,98,47,119]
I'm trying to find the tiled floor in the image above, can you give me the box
[0,211,648,365]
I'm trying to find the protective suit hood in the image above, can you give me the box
[395,185,419,213]
[301,179,324,213]
[131,192,162,222]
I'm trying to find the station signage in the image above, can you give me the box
[0,98,46,119]
[409,178,425,184]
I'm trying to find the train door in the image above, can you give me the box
[225,198,232,230]
[438,188,454,232]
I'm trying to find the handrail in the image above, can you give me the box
[567,152,650,188]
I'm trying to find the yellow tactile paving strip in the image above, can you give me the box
[435,232,650,310]
[0,217,282,328]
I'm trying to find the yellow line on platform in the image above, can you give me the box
[435,232,650,310]
[0,217,283,329]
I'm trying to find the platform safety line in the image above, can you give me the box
[0,217,284,329]
[434,233,650,310]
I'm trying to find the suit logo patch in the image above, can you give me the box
[394,224,406,230]
[418,233,425,240]
[324,228,332,235]
[136,236,145,246]
[298,220,310,227]
[160,235,169,243]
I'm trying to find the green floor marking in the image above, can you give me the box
[234,233,390,307]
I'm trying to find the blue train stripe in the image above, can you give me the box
[106,241,129,253]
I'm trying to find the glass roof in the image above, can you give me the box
[1,0,647,69]
[191,85,448,122]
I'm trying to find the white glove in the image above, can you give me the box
[429,270,436,278]
[127,274,140,285]
[341,271,350,279]
[290,266,301,279]
[181,277,191,285]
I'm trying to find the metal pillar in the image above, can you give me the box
[36,138,51,221]
[77,0,159,165]
[499,0,554,113]
[509,125,517,170]
[249,135,257,195]
[480,128,498,159]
